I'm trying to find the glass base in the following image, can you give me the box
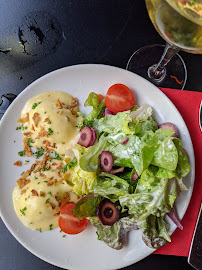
[126,44,187,90]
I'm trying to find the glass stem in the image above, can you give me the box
[148,43,180,82]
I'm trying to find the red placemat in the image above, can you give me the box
[153,88,202,257]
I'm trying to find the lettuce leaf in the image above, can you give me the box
[138,118,158,135]
[176,178,188,191]
[155,167,177,178]
[106,133,132,166]
[84,92,101,108]
[89,216,139,250]
[155,129,175,140]
[122,120,141,135]
[121,105,157,135]
[93,111,130,135]
[155,168,187,192]
[173,138,190,178]
[151,137,178,171]
[93,105,157,136]
[79,135,108,172]
[129,104,153,123]
[71,166,97,195]
[120,167,181,221]
[72,194,102,218]
[113,158,133,168]
[141,215,170,249]
[93,172,129,199]
[106,132,159,175]
[107,142,131,161]
[115,168,138,193]
[83,92,105,123]
[126,133,159,175]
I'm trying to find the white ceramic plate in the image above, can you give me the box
[0,64,195,270]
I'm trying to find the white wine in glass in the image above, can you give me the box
[127,0,202,89]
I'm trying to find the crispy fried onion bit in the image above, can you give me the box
[23,136,33,157]
[32,112,41,127]
[17,113,29,123]
[17,170,32,189]
[13,161,22,166]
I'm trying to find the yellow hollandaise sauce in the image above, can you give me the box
[19,91,82,153]
[13,181,78,231]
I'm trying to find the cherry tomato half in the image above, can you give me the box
[105,84,134,113]
[58,203,88,235]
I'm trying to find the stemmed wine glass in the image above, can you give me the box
[127,0,202,89]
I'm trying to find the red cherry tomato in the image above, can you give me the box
[58,203,88,235]
[105,84,134,113]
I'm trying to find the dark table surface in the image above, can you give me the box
[0,1,201,270]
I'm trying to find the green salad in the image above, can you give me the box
[69,86,190,250]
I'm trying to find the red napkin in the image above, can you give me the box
[153,88,202,257]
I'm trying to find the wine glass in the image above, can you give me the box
[127,0,202,89]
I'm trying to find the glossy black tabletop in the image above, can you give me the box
[0,1,201,270]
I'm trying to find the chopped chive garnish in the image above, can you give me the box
[16,124,28,131]
[46,198,50,203]
[32,102,41,109]
[35,147,45,159]
[20,207,27,216]
[18,150,25,157]
[42,167,50,172]
[61,157,77,173]
[48,128,53,135]
[27,138,34,147]
[53,151,61,160]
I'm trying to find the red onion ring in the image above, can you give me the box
[121,137,129,145]
[167,208,183,230]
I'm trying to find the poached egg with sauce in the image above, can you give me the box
[13,91,82,231]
